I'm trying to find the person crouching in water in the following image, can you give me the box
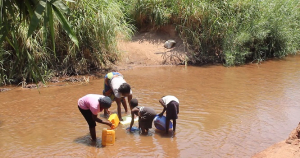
[158,95,179,134]
[103,72,132,121]
[78,94,113,141]
[129,98,156,134]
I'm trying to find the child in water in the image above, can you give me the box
[102,72,132,121]
[78,94,113,141]
[129,98,157,134]
[158,95,179,134]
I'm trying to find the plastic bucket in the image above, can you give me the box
[102,128,115,146]
[154,115,173,131]
[108,114,119,129]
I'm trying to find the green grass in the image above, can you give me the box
[123,0,300,66]
[1,0,299,85]
[0,0,133,85]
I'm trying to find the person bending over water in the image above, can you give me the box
[78,94,113,141]
[103,72,132,121]
[129,98,157,134]
[158,95,179,134]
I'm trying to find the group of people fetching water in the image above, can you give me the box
[77,72,180,141]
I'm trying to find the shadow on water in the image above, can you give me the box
[74,134,104,148]
[154,129,175,138]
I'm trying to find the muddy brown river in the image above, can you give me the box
[1,55,300,157]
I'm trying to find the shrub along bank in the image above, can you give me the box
[0,0,299,85]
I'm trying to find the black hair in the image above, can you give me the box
[130,98,138,108]
[118,83,131,94]
[98,96,112,109]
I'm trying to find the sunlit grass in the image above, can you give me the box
[1,0,299,85]
[123,0,300,66]
[0,0,134,85]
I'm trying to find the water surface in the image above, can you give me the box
[1,56,300,157]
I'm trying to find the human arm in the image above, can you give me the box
[129,110,135,132]
[159,98,167,117]
[92,114,112,127]
[116,97,123,121]
[127,94,132,109]
[129,108,139,132]
[138,116,141,131]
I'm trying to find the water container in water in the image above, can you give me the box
[108,113,119,129]
[154,115,173,131]
[102,128,115,146]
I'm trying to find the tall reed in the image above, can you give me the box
[55,0,134,75]
[123,0,300,65]
[0,0,133,85]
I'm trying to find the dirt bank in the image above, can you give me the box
[113,26,186,71]
[252,123,300,158]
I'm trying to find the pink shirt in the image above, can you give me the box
[78,94,104,115]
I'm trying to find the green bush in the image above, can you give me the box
[1,0,299,85]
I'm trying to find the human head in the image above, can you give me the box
[130,98,138,109]
[98,96,112,109]
[118,83,131,97]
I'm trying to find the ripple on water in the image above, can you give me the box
[1,56,300,157]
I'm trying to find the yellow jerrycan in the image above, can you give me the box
[108,113,119,129]
[102,128,115,146]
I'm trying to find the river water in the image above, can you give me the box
[1,55,300,158]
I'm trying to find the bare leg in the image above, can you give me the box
[140,123,147,135]
[166,118,170,134]
[121,98,128,113]
[141,127,148,135]
[173,119,176,132]
[89,127,96,141]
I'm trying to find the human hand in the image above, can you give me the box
[105,121,112,127]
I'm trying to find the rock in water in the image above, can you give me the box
[164,40,176,49]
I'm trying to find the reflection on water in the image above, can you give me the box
[0,55,300,157]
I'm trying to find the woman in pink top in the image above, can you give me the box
[78,94,113,141]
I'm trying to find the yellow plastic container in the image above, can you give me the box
[108,113,119,129]
[102,128,115,146]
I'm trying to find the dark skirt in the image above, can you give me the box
[166,101,179,120]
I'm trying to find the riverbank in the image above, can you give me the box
[114,26,185,71]
[253,123,300,158]
[0,29,185,90]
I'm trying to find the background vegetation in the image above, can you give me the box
[0,0,132,85]
[122,0,300,66]
[1,0,300,85]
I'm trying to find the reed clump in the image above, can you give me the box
[0,0,133,85]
